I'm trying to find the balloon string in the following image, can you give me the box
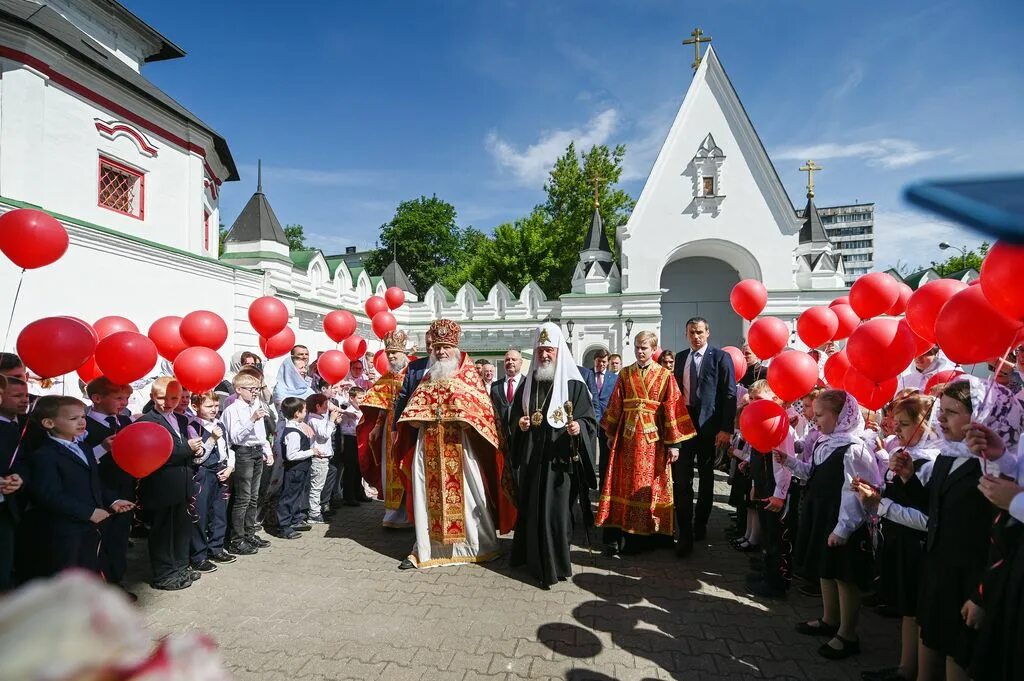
[977,328,1022,476]
[2,268,26,352]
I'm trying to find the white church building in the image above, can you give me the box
[0,0,853,381]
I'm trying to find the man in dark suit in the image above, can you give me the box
[490,349,524,444]
[393,330,433,428]
[584,349,618,480]
[137,377,199,590]
[672,317,736,557]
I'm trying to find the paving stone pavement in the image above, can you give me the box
[126,475,898,680]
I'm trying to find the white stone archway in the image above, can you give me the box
[658,239,758,351]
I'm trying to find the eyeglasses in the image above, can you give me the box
[239,386,260,393]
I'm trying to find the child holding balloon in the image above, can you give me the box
[775,389,879,660]
[188,391,235,572]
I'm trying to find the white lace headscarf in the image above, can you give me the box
[813,391,865,458]
[520,322,585,429]
[933,375,1022,458]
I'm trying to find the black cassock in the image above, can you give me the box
[509,379,597,587]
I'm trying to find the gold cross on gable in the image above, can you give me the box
[682,27,712,71]
[799,160,823,197]
[590,174,604,207]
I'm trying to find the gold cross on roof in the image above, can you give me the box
[590,174,604,207]
[683,27,712,71]
[799,160,823,197]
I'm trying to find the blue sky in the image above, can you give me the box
[127,0,1023,271]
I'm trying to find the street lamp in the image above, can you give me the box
[565,319,575,351]
[624,318,634,341]
[938,241,968,271]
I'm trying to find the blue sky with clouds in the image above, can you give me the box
[127,0,1023,271]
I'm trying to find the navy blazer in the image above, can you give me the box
[392,356,430,428]
[27,438,111,527]
[584,369,618,423]
[490,374,524,443]
[673,345,737,433]
[136,411,195,509]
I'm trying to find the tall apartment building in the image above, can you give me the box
[796,203,875,285]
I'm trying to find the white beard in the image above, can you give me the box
[389,357,409,374]
[534,361,556,382]
[428,353,460,380]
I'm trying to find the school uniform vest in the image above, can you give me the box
[195,423,227,472]
[283,426,312,471]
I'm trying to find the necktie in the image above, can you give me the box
[506,377,515,404]
[597,372,604,391]
[106,415,119,433]
[689,352,700,403]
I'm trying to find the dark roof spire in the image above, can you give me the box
[382,259,416,294]
[799,193,830,244]
[583,204,612,254]
[257,159,263,193]
[225,165,288,246]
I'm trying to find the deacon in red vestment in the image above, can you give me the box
[357,329,412,528]
[596,330,695,555]
[394,319,516,569]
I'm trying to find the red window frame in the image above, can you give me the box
[97,156,145,219]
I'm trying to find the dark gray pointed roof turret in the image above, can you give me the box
[584,204,612,253]
[382,259,416,294]
[225,161,289,246]
[798,193,829,244]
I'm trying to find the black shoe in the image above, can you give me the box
[209,550,237,564]
[322,509,337,518]
[748,580,787,600]
[276,527,301,539]
[398,558,416,570]
[357,494,373,503]
[603,544,622,558]
[693,525,707,541]
[191,560,218,573]
[291,522,312,532]
[151,577,189,591]
[248,535,271,548]
[187,568,202,581]
[229,541,258,555]
[675,541,694,558]
[795,619,839,637]
[818,635,860,660]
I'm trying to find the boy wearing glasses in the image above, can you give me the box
[222,372,273,555]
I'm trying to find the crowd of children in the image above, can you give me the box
[724,350,1024,681]
[0,349,378,596]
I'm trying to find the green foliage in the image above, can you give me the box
[364,196,468,296]
[284,224,306,252]
[927,242,989,276]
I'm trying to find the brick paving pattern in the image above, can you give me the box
[128,475,898,680]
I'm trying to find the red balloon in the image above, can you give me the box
[259,326,295,359]
[924,369,965,395]
[365,296,388,319]
[844,367,898,411]
[935,285,1022,365]
[180,310,228,351]
[317,349,351,385]
[969,278,981,286]
[343,334,367,361]
[850,272,901,319]
[248,296,289,338]
[374,349,391,376]
[112,421,173,478]
[905,279,968,343]
[846,318,918,383]
[887,283,913,316]
[823,349,851,389]
[94,316,139,340]
[323,310,357,343]
[747,316,789,360]
[797,306,839,349]
[829,296,850,308]
[722,345,747,382]
[905,320,934,357]
[0,208,69,269]
[172,347,225,393]
[981,241,1024,320]
[730,279,768,321]
[767,351,820,402]
[830,304,860,341]
[17,317,97,379]
[371,311,397,340]
[385,287,406,310]
[148,316,188,361]
[739,399,789,452]
[77,356,102,383]
[95,332,158,384]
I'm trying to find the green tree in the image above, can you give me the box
[454,208,558,294]
[928,242,989,276]
[364,196,467,297]
[284,224,306,251]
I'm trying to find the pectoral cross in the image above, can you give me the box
[799,160,822,198]
[683,27,712,71]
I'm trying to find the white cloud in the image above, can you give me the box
[773,138,951,169]
[872,208,983,272]
[239,163,379,188]
[485,108,619,186]
[828,63,865,102]
[620,100,678,182]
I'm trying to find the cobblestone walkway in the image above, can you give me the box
[129,476,898,680]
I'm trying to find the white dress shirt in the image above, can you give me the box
[188,418,234,469]
[283,420,316,462]
[221,398,272,459]
[682,343,708,405]
[307,412,337,457]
